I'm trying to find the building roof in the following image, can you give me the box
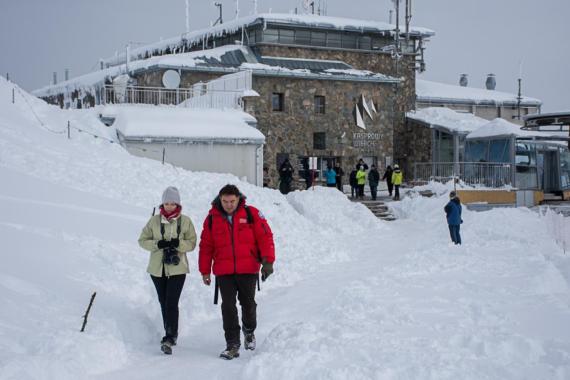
[406,107,489,135]
[33,45,399,97]
[416,79,542,107]
[466,118,564,140]
[102,13,435,68]
[112,105,264,143]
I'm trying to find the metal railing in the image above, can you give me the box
[101,85,244,109]
[413,162,514,188]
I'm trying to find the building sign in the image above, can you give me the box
[353,132,382,149]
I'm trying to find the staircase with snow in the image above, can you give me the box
[352,197,396,221]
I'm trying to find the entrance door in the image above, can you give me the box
[543,151,560,192]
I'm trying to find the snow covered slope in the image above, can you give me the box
[1,76,570,379]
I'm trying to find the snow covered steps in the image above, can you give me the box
[354,199,396,221]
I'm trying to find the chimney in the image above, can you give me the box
[485,73,496,90]
[459,74,468,87]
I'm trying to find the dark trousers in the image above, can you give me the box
[448,225,462,245]
[218,274,258,347]
[151,273,186,338]
[387,182,393,196]
[370,185,378,200]
[351,185,357,198]
[394,185,400,199]
[358,184,365,197]
[336,177,342,191]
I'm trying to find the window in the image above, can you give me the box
[280,29,295,44]
[465,140,488,162]
[311,31,326,46]
[264,28,279,43]
[314,95,325,114]
[358,36,372,50]
[327,33,342,48]
[560,148,570,189]
[489,139,511,163]
[295,30,311,45]
[272,93,284,112]
[313,132,326,150]
[341,34,357,49]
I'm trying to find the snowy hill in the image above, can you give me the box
[1,76,570,379]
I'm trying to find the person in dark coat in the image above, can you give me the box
[334,162,345,192]
[355,158,369,171]
[349,169,358,198]
[444,191,463,245]
[278,159,294,194]
[368,164,380,200]
[304,168,314,189]
[382,165,394,197]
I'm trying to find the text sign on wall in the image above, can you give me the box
[353,132,382,149]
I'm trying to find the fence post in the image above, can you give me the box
[67,121,71,139]
[162,147,165,165]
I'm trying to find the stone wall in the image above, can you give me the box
[399,119,433,180]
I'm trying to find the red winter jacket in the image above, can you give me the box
[199,197,275,276]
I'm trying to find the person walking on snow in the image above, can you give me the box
[138,186,197,355]
[325,165,337,187]
[391,164,403,200]
[382,165,394,197]
[368,164,380,201]
[349,168,358,198]
[356,165,366,198]
[199,184,276,360]
[444,190,463,245]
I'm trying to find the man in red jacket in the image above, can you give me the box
[199,184,275,360]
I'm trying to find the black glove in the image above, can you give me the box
[157,240,169,249]
[169,238,180,248]
[261,260,274,282]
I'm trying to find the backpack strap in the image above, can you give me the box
[160,217,181,238]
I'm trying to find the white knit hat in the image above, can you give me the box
[162,186,181,205]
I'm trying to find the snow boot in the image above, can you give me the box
[244,332,256,351]
[160,337,176,355]
[220,345,240,360]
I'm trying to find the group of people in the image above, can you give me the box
[138,185,276,359]
[348,159,403,201]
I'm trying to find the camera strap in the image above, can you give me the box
[160,217,181,240]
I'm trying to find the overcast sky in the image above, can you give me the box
[1,0,568,112]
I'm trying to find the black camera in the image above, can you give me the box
[163,247,180,266]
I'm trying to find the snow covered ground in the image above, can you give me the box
[1,76,570,379]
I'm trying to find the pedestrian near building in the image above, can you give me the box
[391,164,403,200]
[334,162,344,192]
[382,165,394,197]
[444,191,463,245]
[355,158,369,171]
[356,165,366,198]
[138,186,197,355]
[368,164,380,201]
[199,184,276,360]
[349,168,358,198]
[325,165,337,187]
[278,158,294,194]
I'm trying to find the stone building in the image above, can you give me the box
[34,13,434,188]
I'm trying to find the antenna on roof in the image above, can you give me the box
[213,2,223,25]
[516,60,524,121]
[185,0,190,34]
[405,0,412,44]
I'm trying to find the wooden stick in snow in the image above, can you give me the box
[80,292,97,332]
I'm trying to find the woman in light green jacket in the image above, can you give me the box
[138,186,197,355]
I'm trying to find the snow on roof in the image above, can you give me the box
[102,13,435,67]
[466,117,561,140]
[112,106,264,142]
[406,107,489,134]
[416,79,541,106]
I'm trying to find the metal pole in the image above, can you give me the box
[162,147,166,165]
[6,72,9,81]
[67,121,71,139]
[12,88,15,104]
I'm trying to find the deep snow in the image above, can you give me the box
[1,76,570,380]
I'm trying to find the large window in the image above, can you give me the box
[272,93,284,112]
[489,139,511,163]
[280,29,295,44]
[515,142,538,189]
[314,95,325,114]
[341,34,357,49]
[327,33,342,48]
[295,30,311,45]
[264,28,279,43]
[311,31,326,46]
[358,36,372,50]
[560,148,570,189]
[465,140,489,162]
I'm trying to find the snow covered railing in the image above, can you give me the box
[101,85,244,109]
[413,162,514,188]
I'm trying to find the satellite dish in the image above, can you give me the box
[162,70,181,89]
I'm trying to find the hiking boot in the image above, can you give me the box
[244,333,256,351]
[219,345,240,360]
[161,335,177,346]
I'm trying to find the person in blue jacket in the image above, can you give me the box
[325,165,337,188]
[444,191,463,245]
